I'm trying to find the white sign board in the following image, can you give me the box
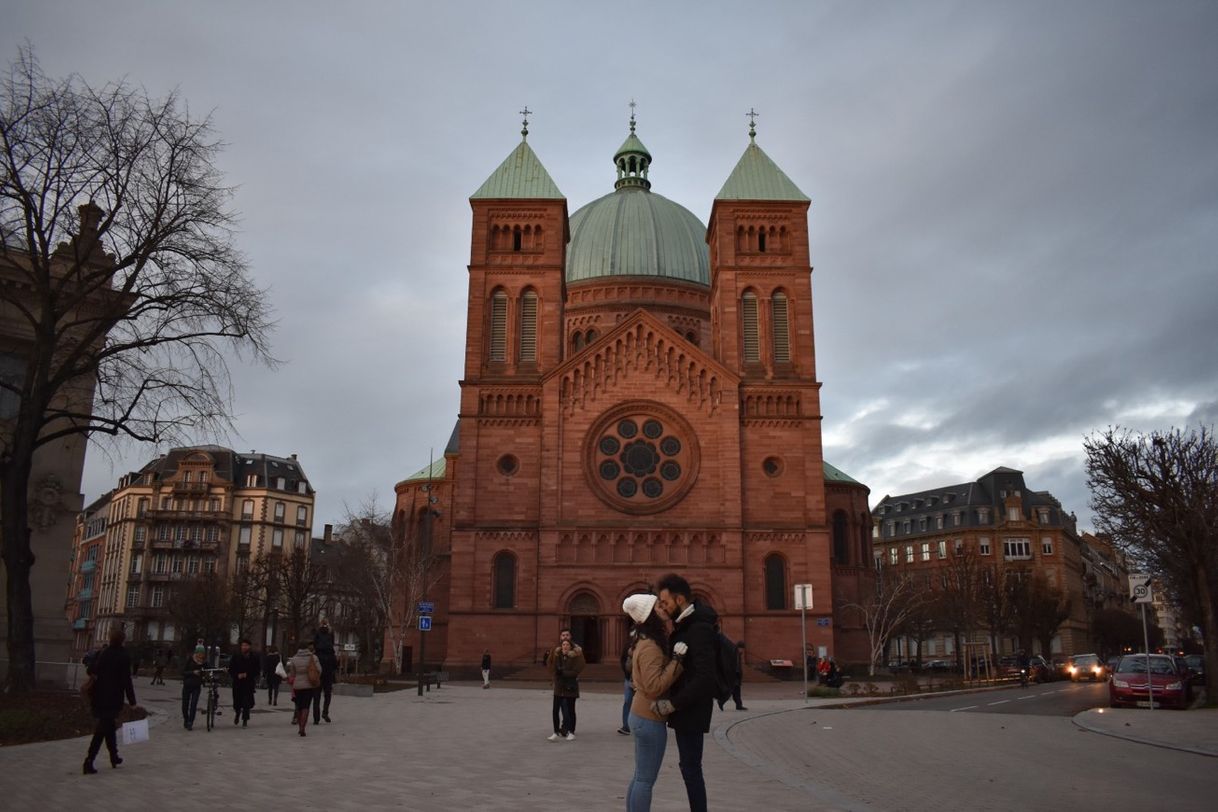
[794,583,813,610]
[1129,573,1153,604]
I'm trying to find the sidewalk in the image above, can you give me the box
[1072,706,1218,757]
[0,678,1211,809]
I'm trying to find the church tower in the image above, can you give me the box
[708,118,832,645]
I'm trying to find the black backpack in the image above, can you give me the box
[713,633,738,704]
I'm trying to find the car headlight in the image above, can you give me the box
[1166,682,1182,691]
[1068,666,1077,674]
[1113,679,1129,688]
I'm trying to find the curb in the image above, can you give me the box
[1071,710,1218,759]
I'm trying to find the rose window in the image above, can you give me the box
[585,403,698,514]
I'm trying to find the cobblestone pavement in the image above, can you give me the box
[0,680,1213,810]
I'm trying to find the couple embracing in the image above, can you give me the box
[622,573,717,812]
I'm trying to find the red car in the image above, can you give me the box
[1109,654,1192,709]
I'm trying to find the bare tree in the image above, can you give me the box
[229,561,270,645]
[843,569,926,676]
[268,547,326,647]
[0,48,272,689]
[1006,568,1072,657]
[935,544,986,671]
[1084,425,1218,702]
[166,573,230,657]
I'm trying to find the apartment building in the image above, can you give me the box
[89,445,315,650]
[65,493,112,657]
[872,466,1090,660]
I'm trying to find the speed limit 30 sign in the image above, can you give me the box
[1129,574,1153,604]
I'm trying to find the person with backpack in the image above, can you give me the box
[653,573,718,812]
[622,593,686,812]
[717,637,748,711]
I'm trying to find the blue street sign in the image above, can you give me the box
[419,616,432,631]
[816,617,831,627]
[417,601,435,613]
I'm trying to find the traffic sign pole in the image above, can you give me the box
[1129,574,1154,710]
[794,584,812,703]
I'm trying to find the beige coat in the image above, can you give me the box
[288,649,321,690]
[630,636,683,721]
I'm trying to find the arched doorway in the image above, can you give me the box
[565,592,602,664]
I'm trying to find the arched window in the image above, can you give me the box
[519,290,538,362]
[832,510,849,564]
[585,328,599,344]
[572,331,584,351]
[741,291,759,363]
[771,291,790,363]
[492,551,516,609]
[489,290,507,362]
[764,553,787,610]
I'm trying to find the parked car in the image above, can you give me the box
[997,656,1023,678]
[1051,655,1072,680]
[1184,654,1205,686]
[1068,653,1107,682]
[1106,655,1122,676]
[924,659,952,672]
[1028,655,1053,683]
[1109,654,1192,709]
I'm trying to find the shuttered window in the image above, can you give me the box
[771,291,790,363]
[489,291,508,362]
[519,291,537,362]
[741,291,759,363]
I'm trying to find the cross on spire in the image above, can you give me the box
[746,107,759,141]
[629,98,637,133]
[520,106,532,140]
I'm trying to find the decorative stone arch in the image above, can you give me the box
[558,583,607,664]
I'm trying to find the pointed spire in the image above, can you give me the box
[613,99,652,191]
[471,113,563,199]
[716,114,809,202]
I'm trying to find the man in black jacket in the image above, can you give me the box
[83,627,138,773]
[312,619,339,723]
[654,573,717,812]
[228,638,259,726]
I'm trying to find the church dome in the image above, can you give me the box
[565,118,710,286]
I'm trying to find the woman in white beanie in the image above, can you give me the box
[622,593,687,812]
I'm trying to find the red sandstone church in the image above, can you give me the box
[392,113,874,676]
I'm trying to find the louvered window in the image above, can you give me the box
[741,291,760,363]
[489,291,507,362]
[771,291,790,363]
[519,291,538,362]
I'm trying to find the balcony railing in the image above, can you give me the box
[172,481,210,494]
[146,507,230,521]
[76,587,93,601]
[72,618,88,630]
[80,560,97,574]
[145,571,190,582]
[149,538,221,552]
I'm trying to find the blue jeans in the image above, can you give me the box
[181,685,200,726]
[622,678,635,729]
[675,727,707,812]
[626,713,667,811]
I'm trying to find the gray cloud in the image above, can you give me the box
[5,1,1215,532]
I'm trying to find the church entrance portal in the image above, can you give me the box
[565,592,602,664]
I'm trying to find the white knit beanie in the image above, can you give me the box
[622,594,658,625]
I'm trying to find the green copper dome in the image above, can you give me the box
[566,120,709,286]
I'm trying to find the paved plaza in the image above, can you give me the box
[0,679,1213,810]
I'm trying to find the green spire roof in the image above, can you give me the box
[715,139,809,202]
[404,457,446,482]
[471,140,564,200]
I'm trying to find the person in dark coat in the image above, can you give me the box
[228,638,259,726]
[654,573,719,812]
[264,645,283,706]
[83,627,138,774]
[181,644,207,730]
[312,619,338,723]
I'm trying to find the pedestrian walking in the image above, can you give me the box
[82,627,138,774]
[717,638,747,711]
[151,649,167,685]
[654,573,719,812]
[481,649,492,688]
[622,594,686,811]
[264,645,283,706]
[181,644,206,730]
[312,620,338,723]
[546,630,584,741]
[618,635,636,735]
[228,638,258,727]
[288,641,322,737]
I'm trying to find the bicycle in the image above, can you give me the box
[202,667,226,731]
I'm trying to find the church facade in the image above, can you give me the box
[393,116,873,675]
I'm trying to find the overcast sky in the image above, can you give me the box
[6,1,1216,532]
